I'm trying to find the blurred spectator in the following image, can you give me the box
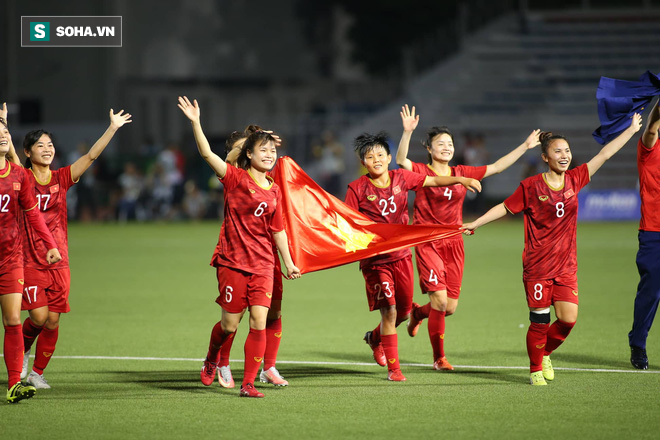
[182,179,207,220]
[463,132,489,213]
[117,162,145,222]
[310,130,345,196]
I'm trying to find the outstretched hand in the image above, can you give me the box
[400,104,419,132]
[461,177,482,193]
[178,96,200,122]
[524,129,541,149]
[109,109,132,129]
[629,113,643,133]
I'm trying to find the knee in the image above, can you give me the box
[29,315,48,327]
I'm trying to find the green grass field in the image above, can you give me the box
[2,221,659,439]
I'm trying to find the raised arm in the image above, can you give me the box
[642,98,660,149]
[272,230,301,279]
[424,175,482,193]
[484,129,541,178]
[70,109,132,181]
[177,96,227,178]
[396,104,418,171]
[587,113,643,178]
[461,203,508,234]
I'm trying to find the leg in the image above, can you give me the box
[380,305,405,381]
[427,290,452,370]
[2,293,37,402]
[241,305,268,395]
[260,299,289,386]
[30,311,62,384]
[629,232,660,352]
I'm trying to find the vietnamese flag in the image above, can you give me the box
[273,156,462,274]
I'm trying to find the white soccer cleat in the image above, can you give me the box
[26,371,51,389]
[259,367,289,386]
[217,365,235,388]
[21,349,31,380]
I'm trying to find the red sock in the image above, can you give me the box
[264,317,282,370]
[544,319,575,356]
[428,309,446,361]
[526,323,549,373]
[381,334,400,371]
[242,328,266,387]
[22,318,43,352]
[33,326,59,375]
[4,325,24,388]
[371,324,381,345]
[416,303,432,320]
[207,321,233,364]
[218,331,236,368]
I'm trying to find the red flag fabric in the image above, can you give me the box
[273,156,463,274]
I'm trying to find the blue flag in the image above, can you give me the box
[592,71,660,145]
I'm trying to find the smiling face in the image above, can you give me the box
[542,138,572,174]
[361,144,391,179]
[0,123,10,157]
[247,139,277,172]
[25,134,55,167]
[428,133,454,163]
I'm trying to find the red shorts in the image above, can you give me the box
[415,238,465,299]
[523,273,579,308]
[362,256,414,315]
[22,267,71,313]
[215,265,273,313]
[272,263,283,301]
[0,267,24,295]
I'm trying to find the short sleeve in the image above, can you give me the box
[568,164,591,193]
[220,164,241,191]
[503,184,525,214]
[269,191,284,233]
[345,184,360,210]
[399,169,426,192]
[456,165,487,180]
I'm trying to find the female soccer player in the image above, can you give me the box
[177,96,300,398]
[215,126,290,389]
[396,105,540,370]
[462,114,643,385]
[13,109,131,389]
[346,131,481,381]
[629,98,660,370]
[0,114,61,403]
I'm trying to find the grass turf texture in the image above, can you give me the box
[2,221,658,439]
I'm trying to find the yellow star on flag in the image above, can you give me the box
[324,213,375,252]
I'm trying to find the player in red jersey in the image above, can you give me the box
[215,126,290,388]
[346,131,481,382]
[178,96,300,398]
[0,114,61,403]
[396,105,540,370]
[9,109,132,390]
[462,114,643,385]
[629,98,660,370]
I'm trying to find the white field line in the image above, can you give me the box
[7,354,659,374]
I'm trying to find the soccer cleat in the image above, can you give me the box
[26,371,51,389]
[6,382,36,404]
[363,331,386,367]
[217,365,235,388]
[529,371,547,386]
[200,359,217,386]
[260,366,289,386]
[239,383,265,398]
[541,355,554,381]
[407,303,424,337]
[630,346,649,370]
[433,356,455,371]
[21,348,31,380]
[387,368,407,382]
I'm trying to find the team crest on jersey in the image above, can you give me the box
[564,189,575,199]
[266,292,272,299]
[367,195,377,201]
[393,185,401,195]
[13,182,21,191]
[538,195,549,202]
[572,290,578,296]
[18,279,24,285]
[50,184,60,193]
[249,189,256,194]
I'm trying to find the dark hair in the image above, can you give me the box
[353,131,390,160]
[225,124,263,155]
[539,131,568,156]
[423,126,454,164]
[236,131,276,170]
[23,129,55,168]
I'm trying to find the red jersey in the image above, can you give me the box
[345,168,426,268]
[504,164,590,280]
[638,137,660,232]
[411,162,487,232]
[211,164,284,276]
[0,162,39,270]
[22,166,76,269]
